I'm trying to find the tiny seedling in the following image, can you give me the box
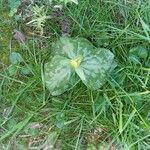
[44,37,116,96]
[26,5,51,35]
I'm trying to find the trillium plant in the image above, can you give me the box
[44,37,116,96]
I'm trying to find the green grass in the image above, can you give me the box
[0,0,150,149]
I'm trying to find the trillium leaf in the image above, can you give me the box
[44,55,79,96]
[76,48,116,90]
[44,37,116,95]
[52,37,94,59]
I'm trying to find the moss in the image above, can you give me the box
[0,10,20,65]
[0,12,12,49]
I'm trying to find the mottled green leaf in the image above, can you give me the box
[75,48,116,90]
[44,55,79,96]
[52,37,94,59]
[44,37,116,95]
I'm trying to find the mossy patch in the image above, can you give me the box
[0,10,20,65]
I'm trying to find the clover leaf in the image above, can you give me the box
[128,46,148,65]
[44,37,116,96]
[9,52,23,64]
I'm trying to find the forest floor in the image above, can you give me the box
[0,0,150,149]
